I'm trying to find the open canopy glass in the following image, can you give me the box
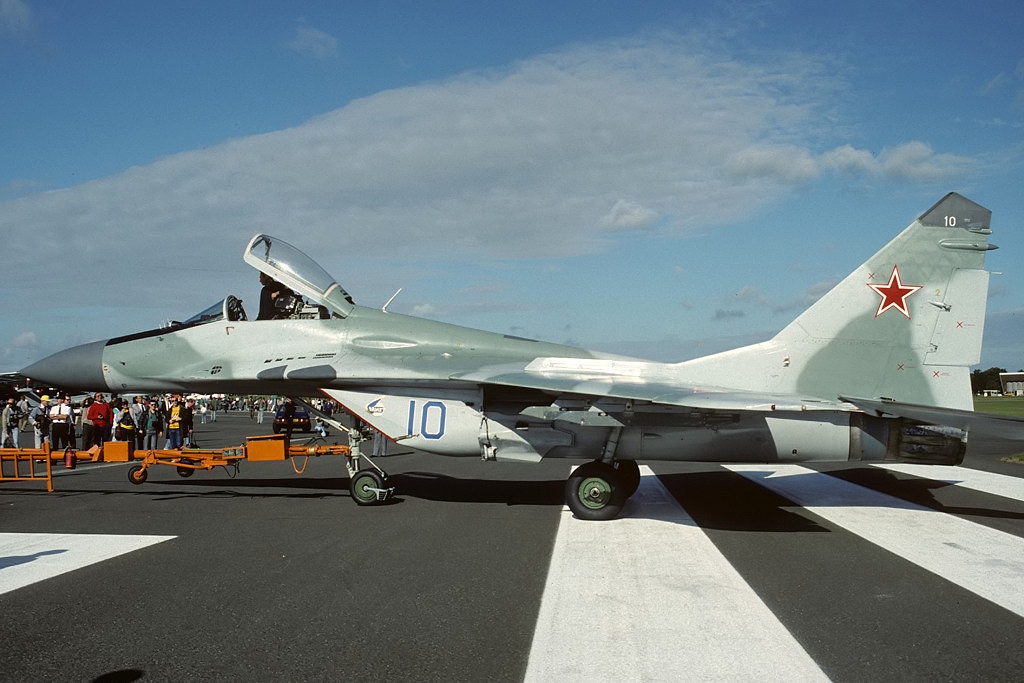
[243,234,355,318]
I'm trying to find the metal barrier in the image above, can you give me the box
[0,443,54,492]
[2,437,391,506]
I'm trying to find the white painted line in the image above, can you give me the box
[0,533,175,595]
[726,465,1024,618]
[524,467,829,683]
[871,463,1024,502]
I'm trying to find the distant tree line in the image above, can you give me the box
[970,367,1015,393]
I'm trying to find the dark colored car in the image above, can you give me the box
[273,405,312,433]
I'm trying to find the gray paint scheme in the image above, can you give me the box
[20,194,1022,508]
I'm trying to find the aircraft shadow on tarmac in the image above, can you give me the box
[656,471,831,534]
[822,466,1024,521]
[148,467,980,533]
[665,467,1024,531]
[19,464,1021,527]
[155,470,567,507]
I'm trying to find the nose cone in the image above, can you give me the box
[21,340,109,390]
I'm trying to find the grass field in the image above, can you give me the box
[973,396,1024,418]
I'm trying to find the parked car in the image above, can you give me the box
[273,405,312,433]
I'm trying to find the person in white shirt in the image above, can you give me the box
[48,396,74,450]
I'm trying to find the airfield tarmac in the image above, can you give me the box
[1,413,1022,682]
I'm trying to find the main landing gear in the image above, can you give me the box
[564,459,641,521]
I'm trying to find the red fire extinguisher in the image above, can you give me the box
[64,447,77,469]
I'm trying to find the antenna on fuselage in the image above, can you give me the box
[382,288,403,313]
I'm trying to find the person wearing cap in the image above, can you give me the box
[28,395,52,450]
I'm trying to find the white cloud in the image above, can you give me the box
[819,145,878,175]
[11,331,37,348]
[287,25,338,59]
[727,140,971,182]
[0,34,977,365]
[875,141,969,180]
[599,199,658,231]
[1,331,36,361]
[725,145,820,183]
[0,35,848,264]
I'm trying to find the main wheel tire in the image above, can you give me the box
[350,469,386,506]
[176,466,195,478]
[128,464,148,485]
[614,460,641,498]
[565,461,625,521]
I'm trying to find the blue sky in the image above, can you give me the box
[1,0,1022,374]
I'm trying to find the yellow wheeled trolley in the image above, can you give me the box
[118,434,394,505]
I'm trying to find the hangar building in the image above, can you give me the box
[1000,372,1024,396]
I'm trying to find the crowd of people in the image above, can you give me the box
[1,392,386,457]
[0,393,313,454]
[1,393,200,455]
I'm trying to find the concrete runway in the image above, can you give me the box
[1,413,1022,682]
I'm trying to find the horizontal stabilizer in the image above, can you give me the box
[840,395,1024,439]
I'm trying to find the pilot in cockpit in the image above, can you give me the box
[257,272,295,320]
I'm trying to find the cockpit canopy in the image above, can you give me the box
[166,235,353,332]
[181,296,248,325]
[244,234,355,318]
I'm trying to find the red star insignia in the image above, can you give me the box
[868,265,922,319]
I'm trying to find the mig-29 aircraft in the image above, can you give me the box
[21,193,1024,519]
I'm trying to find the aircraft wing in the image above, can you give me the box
[452,359,847,412]
[840,395,1024,439]
[0,371,26,388]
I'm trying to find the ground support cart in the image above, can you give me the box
[111,434,394,505]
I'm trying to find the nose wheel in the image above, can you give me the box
[349,468,393,505]
[344,451,395,505]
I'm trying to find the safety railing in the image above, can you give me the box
[0,443,54,492]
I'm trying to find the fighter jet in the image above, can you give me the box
[21,193,1023,519]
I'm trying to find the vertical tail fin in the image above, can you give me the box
[680,193,995,410]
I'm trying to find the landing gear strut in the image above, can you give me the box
[342,424,394,506]
[564,419,640,520]
[614,459,641,498]
[291,397,396,506]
